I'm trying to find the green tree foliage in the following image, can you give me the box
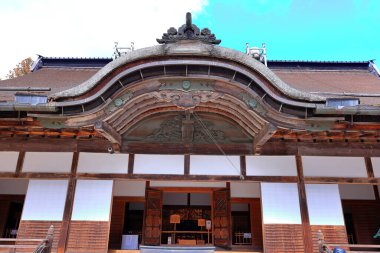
[6,57,33,79]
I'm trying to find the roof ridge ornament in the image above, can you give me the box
[157,12,221,45]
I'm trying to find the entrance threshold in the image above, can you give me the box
[109,248,262,253]
[140,245,215,253]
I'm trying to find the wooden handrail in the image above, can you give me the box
[318,230,380,253]
[0,225,54,253]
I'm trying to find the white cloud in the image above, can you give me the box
[0,0,208,78]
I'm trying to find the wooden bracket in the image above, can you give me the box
[94,121,122,146]
[253,123,277,154]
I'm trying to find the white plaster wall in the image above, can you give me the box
[261,183,301,224]
[71,180,113,221]
[77,153,128,174]
[339,184,375,200]
[302,156,367,177]
[23,152,72,173]
[0,152,19,172]
[113,180,146,196]
[190,193,211,206]
[190,155,240,175]
[134,155,184,175]
[0,179,28,195]
[163,192,187,205]
[306,184,345,225]
[150,181,226,188]
[22,180,68,221]
[371,157,380,178]
[246,156,297,176]
[231,182,260,198]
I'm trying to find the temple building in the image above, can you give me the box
[0,13,380,253]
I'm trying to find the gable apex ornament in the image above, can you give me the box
[157,12,221,45]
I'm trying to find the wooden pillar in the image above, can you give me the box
[57,152,79,253]
[128,154,135,175]
[240,156,246,178]
[184,155,190,175]
[295,155,313,253]
[15,151,25,177]
[365,157,380,201]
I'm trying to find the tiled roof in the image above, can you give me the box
[0,67,100,102]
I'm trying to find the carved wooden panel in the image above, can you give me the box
[264,224,305,253]
[213,188,231,248]
[310,225,347,253]
[17,220,62,253]
[108,198,126,249]
[66,221,109,253]
[143,188,162,246]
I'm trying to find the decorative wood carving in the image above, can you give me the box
[143,115,228,144]
[157,12,221,44]
[213,188,231,248]
[152,90,222,110]
[143,188,163,246]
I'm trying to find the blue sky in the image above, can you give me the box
[0,0,379,78]
[194,0,380,62]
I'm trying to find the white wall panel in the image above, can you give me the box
[134,155,184,175]
[261,183,301,224]
[246,156,297,176]
[0,179,28,195]
[371,157,380,178]
[113,180,145,196]
[22,180,68,221]
[231,182,260,198]
[306,184,345,225]
[339,184,375,200]
[0,152,19,172]
[190,155,240,175]
[303,156,367,177]
[77,153,128,174]
[71,180,113,221]
[150,181,226,188]
[23,152,72,173]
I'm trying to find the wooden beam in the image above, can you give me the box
[295,155,313,253]
[0,137,110,152]
[151,187,220,193]
[15,151,25,177]
[305,177,380,185]
[94,121,121,145]
[57,152,79,253]
[3,136,380,156]
[0,171,379,185]
[261,141,380,157]
[122,143,252,155]
[365,157,380,201]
